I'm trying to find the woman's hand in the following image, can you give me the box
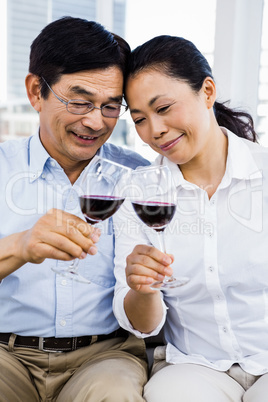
[123,244,173,332]
[125,244,174,294]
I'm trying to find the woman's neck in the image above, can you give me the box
[179,127,228,199]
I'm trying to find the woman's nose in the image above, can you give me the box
[150,117,168,138]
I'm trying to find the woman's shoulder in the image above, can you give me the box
[242,136,268,156]
[241,137,268,175]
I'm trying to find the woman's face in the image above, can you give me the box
[125,69,216,166]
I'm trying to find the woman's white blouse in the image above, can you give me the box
[113,128,268,375]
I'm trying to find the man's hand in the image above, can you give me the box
[18,208,100,265]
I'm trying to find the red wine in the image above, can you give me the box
[80,195,125,224]
[132,201,176,232]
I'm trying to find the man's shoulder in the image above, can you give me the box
[0,137,33,179]
[101,142,150,169]
[0,136,31,159]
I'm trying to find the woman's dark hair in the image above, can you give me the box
[126,35,257,142]
[29,16,131,98]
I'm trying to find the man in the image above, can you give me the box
[0,17,149,401]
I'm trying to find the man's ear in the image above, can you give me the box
[25,74,42,112]
[202,77,216,109]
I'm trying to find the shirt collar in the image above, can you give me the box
[28,130,51,183]
[155,128,262,189]
[28,130,105,184]
[222,128,261,181]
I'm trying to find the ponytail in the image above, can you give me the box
[214,101,258,142]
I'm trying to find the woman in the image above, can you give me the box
[113,35,268,402]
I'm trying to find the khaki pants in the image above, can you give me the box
[144,346,267,402]
[0,334,148,402]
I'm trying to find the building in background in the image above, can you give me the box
[213,0,267,143]
[0,0,127,145]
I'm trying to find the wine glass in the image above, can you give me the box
[130,165,189,289]
[52,156,130,283]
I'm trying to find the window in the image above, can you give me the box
[258,0,268,144]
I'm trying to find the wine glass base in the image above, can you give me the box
[150,276,189,290]
[51,267,91,284]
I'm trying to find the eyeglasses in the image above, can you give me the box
[41,77,128,118]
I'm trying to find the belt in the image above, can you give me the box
[0,328,128,352]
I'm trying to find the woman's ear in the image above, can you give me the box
[25,74,42,112]
[202,77,216,109]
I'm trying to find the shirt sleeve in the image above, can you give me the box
[113,199,167,338]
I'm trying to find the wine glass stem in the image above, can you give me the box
[68,258,79,273]
[157,230,175,282]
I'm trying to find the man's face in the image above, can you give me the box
[38,67,124,171]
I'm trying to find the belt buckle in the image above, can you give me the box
[38,337,46,351]
[38,337,62,353]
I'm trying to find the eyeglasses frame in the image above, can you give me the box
[41,77,128,118]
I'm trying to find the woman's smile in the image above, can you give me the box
[158,134,185,152]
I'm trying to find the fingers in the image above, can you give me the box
[129,244,173,274]
[31,241,79,262]
[20,209,101,264]
[60,220,99,254]
[38,232,95,261]
[48,208,99,237]
[46,209,100,253]
[125,244,174,293]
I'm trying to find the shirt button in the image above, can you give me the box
[208,266,214,272]
[60,319,66,327]
[222,327,227,333]
[50,160,56,167]
[41,173,46,179]
[61,279,67,286]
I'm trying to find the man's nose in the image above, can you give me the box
[81,108,106,131]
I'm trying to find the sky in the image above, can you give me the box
[125,0,216,54]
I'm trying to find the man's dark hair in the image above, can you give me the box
[29,16,131,98]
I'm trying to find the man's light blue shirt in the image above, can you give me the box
[0,133,149,337]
